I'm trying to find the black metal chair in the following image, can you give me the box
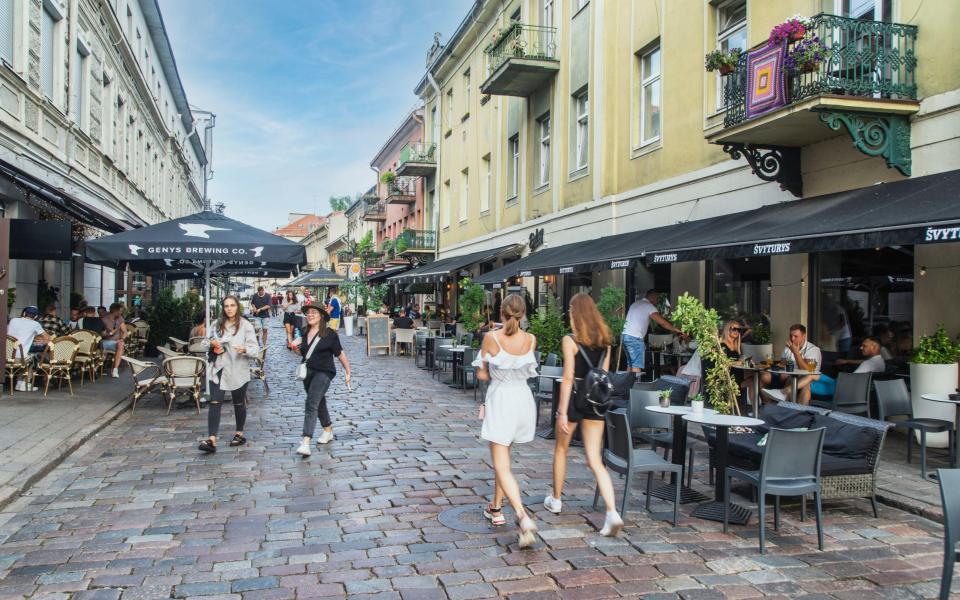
[937,468,960,599]
[595,409,681,525]
[432,339,454,380]
[545,353,559,367]
[414,332,429,368]
[875,379,953,480]
[724,427,826,554]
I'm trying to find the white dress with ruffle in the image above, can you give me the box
[473,334,539,446]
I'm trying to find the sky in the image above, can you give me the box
[160,0,471,231]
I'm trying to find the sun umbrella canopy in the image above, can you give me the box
[281,267,345,287]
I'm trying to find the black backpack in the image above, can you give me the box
[574,344,614,417]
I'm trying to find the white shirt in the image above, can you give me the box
[782,341,822,368]
[8,317,45,357]
[880,346,893,361]
[623,298,658,338]
[855,354,886,374]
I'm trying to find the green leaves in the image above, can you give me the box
[750,323,771,345]
[671,293,739,415]
[528,296,566,359]
[457,278,486,335]
[913,325,960,365]
[597,285,625,341]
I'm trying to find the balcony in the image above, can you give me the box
[363,202,387,222]
[385,177,417,205]
[397,229,436,255]
[480,23,559,97]
[708,14,918,196]
[396,142,436,177]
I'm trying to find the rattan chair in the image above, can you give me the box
[250,346,268,394]
[6,335,34,395]
[39,336,80,395]
[168,337,190,353]
[122,356,168,413]
[162,355,206,415]
[156,345,182,359]
[69,330,100,385]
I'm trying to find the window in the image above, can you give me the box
[459,168,469,223]
[537,115,550,187]
[445,88,453,130]
[102,75,113,153]
[126,5,132,37]
[716,1,746,109]
[710,257,771,324]
[430,106,438,142]
[0,0,13,64]
[640,46,661,145]
[508,135,519,199]
[41,3,60,99]
[72,41,90,128]
[574,91,588,170]
[442,180,451,228]
[481,155,491,213]
[542,0,554,26]
[463,70,470,115]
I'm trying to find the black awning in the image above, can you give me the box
[367,265,410,283]
[390,244,521,284]
[473,261,523,287]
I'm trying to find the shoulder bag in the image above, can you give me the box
[297,334,321,380]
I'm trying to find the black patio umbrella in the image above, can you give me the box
[300,267,346,286]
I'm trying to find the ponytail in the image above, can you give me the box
[500,294,526,337]
[503,315,520,336]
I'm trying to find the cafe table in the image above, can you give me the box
[922,393,960,468]
[683,411,764,524]
[644,405,715,504]
[766,368,821,404]
[731,362,764,417]
[447,346,469,387]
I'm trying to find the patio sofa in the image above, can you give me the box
[706,401,892,516]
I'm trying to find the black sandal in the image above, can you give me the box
[198,439,216,453]
[229,434,246,447]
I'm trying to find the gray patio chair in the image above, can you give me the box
[545,353,559,367]
[432,338,454,380]
[876,378,953,480]
[594,409,681,525]
[724,427,826,554]
[535,366,563,428]
[629,389,696,487]
[414,331,429,368]
[457,348,479,393]
[937,468,960,599]
[812,371,872,416]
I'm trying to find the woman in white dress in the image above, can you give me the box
[474,294,539,548]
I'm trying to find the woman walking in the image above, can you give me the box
[544,292,623,537]
[473,294,540,548]
[198,296,259,453]
[297,304,351,457]
[282,290,301,349]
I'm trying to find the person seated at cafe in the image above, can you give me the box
[835,336,887,374]
[720,320,756,407]
[98,306,108,320]
[190,313,207,339]
[9,306,50,358]
[77,306,105,336]
[68,307,81,330]
[39,304,70,338]
[101,302,128,379]
[393,309,414,330]
[760,323,821,405]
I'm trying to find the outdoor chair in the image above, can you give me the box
[937,468,960,599]
[162,356,205,414]
[427,320,442,336]
[122,357,168,413]
[462,333,474,348]
[6,335,34,395]
[432,339,455,380]
[812,372,872,416]
[724,427,826,554]
[394,328,416,356]
[457,348,479,393]
[69,331,100,385]
[39,336,80,396]
[535,366,563,428]
[187,336,210,355]
[595,409,681,525]
[169,337,190,352]
[545,353,559,367]
[250,346,268,394]
[875,378,953,479]
[629,389,697,487]
[414,331,429,368]
[156,345,182,359]
[533,350,542,365]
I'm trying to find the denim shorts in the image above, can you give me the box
[102,340,118,351]
[622,334,646,369]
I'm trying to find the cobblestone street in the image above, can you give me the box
[0,324,951,599]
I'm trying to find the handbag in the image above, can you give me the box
[297,334,321,380]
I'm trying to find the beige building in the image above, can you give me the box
[406,0,960,355]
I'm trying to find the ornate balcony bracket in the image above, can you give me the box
[722,143,802,198]
[818,111,912,176]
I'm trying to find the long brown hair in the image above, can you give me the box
[500,294,526,336]
[569,292,611,349]
[217,295,243,337]
[285,290,296,303]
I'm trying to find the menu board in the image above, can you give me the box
[366,316,391,356]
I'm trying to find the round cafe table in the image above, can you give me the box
[683,412,764,524]
[922,393,960,468]
[644,405,715,504]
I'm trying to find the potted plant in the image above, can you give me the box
[380,171,396,185]
[785,35,826,74]
[528,296,566,360]
[910,326,960,448]
[769,15,812,46]
[704,48,741,75]
[742,322,773,364]
[597,285,626,370]
[690,393,705,413]
[659,389,672,408]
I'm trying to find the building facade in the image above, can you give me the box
[274,213,324,243]
[0,0,206,313]
[411,0,960,355]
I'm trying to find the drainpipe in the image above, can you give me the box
[426,71,442,262]
[370,165,380,246]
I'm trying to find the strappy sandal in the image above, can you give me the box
[229,434,246,447]
[516,514,538,549]
[483,505,506,526]
[198,439,216,453]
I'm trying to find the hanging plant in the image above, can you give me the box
[785,35,826,73]
[704,48,741,75]
[670,293,739,415]
[380,171,397,184]
[769,15,813,46]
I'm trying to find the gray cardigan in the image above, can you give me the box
[210,318,259,391]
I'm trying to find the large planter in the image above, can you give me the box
[742,343,774,364]
[344,315,354,337]
[910,362,960,448]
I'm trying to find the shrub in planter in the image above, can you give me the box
[670,293,739,415]
[528,296,566,360]
[742,322,773,363]
[910,326,960,448]
[769,15,812,46]
[597,285,625,369]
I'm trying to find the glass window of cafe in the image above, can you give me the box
[812,247,913,360]
[708,257,771,326]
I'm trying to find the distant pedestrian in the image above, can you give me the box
[474,294,540,548]
[249,286,272,346]
[101,303,128,378]
[198,295,259,453]
[546,292,623,538]
[296,304,351,457]
[282,290,301,349]
[326,288,342,330]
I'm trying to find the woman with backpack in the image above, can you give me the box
[544,292,623,537]
[473,294,540,548]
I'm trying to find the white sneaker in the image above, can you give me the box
[110,368,119,379]
[599,511,624,537]
[543,495,562,514]
[317,429,334,445]
[296,443,311,457]
[15,380,25,392]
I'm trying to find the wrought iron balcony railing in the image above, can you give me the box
[485,23,558,75]
[385,177,417,204]
[363,202,387,221]
[722,13,917,128]
[398,229,436,252]
[398,142,436,167]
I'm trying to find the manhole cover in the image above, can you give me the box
[438,503,518,534]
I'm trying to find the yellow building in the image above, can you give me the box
[402,0,959,355]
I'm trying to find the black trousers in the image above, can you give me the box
[302,370,333,438]
[208,380,248,437]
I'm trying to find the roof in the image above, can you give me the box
[274,215,325,237]
[414,0,486,96]
[370,108,424,168]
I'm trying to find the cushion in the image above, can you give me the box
[609,371,636,408]
[820,454,871,476]
[745,42,789,119]
[811,414,877,459]
[760,404,816,431]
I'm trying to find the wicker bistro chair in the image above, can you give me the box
[69,330,100,385]
[250,346,268,394]
[156,345,182,359]
[122,357,168,413]
[169,337,190,352]
[6,335,35,395]
[187,336,210,355]
[39,336,80,395]
[162,356,206,415]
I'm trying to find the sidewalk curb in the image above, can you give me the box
[0,394,132,512]
[876,490,943,523]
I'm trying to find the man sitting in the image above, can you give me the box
[760,323,822,405]
[393,309,414,330]
[101,303,128,378]
[837,336,887,374]
[77,306,106,336]
[39,304,70,338]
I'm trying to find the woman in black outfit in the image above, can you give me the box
[296,305,351,457]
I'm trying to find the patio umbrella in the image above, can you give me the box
[280,267,345,288]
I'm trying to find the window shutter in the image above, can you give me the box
[41,7,55,97]
[0,0,13,63]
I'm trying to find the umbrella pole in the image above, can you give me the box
[204,262,212,400]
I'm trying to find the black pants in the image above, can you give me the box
[302,370,333,438]
[208,380,248,437]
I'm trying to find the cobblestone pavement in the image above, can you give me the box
[0,323,951,599]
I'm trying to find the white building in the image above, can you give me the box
[0,0,206,313]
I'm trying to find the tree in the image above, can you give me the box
[329,195,352,212]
